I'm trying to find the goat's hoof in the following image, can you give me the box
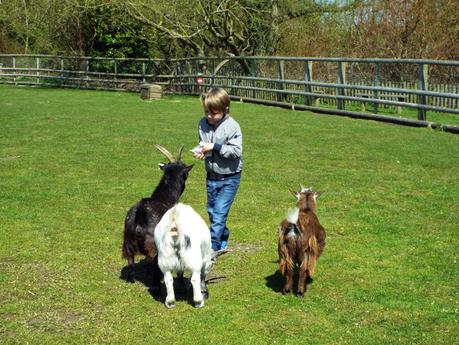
[165,300,176,309]
[282,289,291,295]
[297,292,305,298]
[194,300,204,308]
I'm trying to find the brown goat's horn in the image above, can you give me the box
[154,144,176,162]
[176,145,184,162]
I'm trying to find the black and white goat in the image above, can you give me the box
[154,203,212,308]
[122,145,193,286]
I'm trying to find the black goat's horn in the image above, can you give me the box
[154,144,176,162]
[176,145,184,161]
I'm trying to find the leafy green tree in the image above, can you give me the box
[86,4,154,58]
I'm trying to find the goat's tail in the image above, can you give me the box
[122,221,140,260]
[167,206,179,237]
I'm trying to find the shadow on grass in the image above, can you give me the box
[119,259,162,302]
[265,269,314,295]
[265,270,284,293]
[119,259,202,307]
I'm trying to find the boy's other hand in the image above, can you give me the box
[200,143,214,153]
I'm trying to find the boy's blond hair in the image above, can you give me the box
[201,87,230,113]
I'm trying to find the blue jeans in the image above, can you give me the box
[206,175,240,251]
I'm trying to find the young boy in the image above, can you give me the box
[192,87,242,253]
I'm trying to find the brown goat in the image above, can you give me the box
[278,186,326,297]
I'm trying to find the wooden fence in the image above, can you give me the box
[1,54,458,126]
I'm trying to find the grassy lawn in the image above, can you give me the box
[0,85,458,344]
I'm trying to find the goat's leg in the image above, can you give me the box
[126,256,135,283]
[163,271,176,308]
[150,255,163,293]
[297,261,308,297]
[190,271,204,308]
[200,266,209,300]
[282,263,294,295]
[145,236,162,291]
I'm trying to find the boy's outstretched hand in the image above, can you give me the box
[191,142,214,160]
[193,151,206,160]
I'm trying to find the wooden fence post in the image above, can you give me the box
[187,60,192,94]
[374,62,380,113]
[210,59,215,87]
[142,62,146,84]
[60,57,64,87]
[13,56,16,85]
[175,61,181,93]
[36,57,40,85]
[417,63,428,121]
[194,59,199,94]
[277,59,285,102]
[337,61,347,110]
[113,59,117,86]
[251,59,257,99]
[85,59,89,89]
[304,61,313,106]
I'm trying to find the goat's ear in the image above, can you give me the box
[315,191,322,198]
[186,164,194,172]
[158,163,166,170]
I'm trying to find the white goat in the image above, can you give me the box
[154,203,212,308]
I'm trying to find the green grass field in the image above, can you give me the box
[1,85,458,344]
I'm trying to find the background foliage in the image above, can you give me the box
[0,0,457,60]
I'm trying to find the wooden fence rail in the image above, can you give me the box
[1,54,458,124]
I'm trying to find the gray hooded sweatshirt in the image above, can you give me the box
[198,114,243,176]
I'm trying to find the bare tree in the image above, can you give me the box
[118,0,284,73]
[351,0,459,60]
